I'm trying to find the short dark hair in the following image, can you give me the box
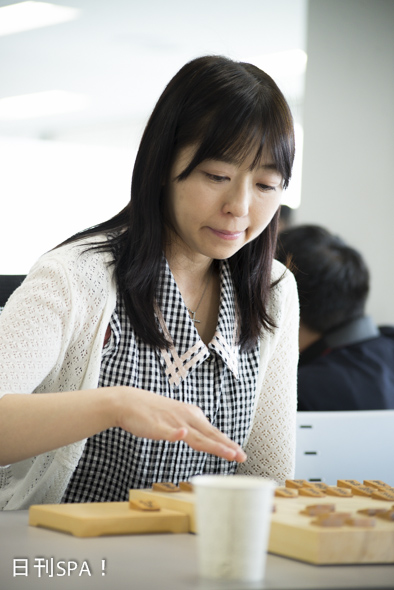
[64,55,295,350]
[276,225,369,333]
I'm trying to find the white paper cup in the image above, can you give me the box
[191,475,275,582]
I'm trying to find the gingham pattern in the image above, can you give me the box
[63,258,260,503]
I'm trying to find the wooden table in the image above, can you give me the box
[1,511,393,590]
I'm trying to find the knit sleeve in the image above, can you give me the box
[0,255,74,395]
[0,240,115,397]
[237,265,299,484]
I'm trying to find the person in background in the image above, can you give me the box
[277,224,394,411]
[0,55,299,509]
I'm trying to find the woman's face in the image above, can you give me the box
[164,145,283,265]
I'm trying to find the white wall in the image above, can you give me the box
[0,138,134,274]
[296,0,394,324]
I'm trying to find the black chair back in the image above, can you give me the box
[0,275,26,307]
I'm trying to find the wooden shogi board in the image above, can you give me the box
[29,479,394,565]
[29,501,189,538]
[129,482,394,565]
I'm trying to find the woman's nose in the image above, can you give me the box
[222,182,250,218]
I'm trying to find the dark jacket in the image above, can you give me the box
[298,317,394,411]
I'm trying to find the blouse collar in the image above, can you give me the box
[155,258,240,386]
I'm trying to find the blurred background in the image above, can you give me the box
[0,0,393,323]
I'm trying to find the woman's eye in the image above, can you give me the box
[205,173,228,182]
[257,184,276,193]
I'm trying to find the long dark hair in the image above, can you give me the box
[62,55,295,351]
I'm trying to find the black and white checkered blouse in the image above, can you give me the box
[63,258,260,503]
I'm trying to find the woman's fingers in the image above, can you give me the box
[159,408,247,462]
[180,424,247,463]
[166,405,247,461]
[182,405,247,462]
[117,387,247,462]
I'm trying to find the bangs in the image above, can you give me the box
[176,84,295,189]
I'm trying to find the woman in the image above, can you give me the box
[0,55,299,509]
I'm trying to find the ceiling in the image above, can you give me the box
[0,0,307,149]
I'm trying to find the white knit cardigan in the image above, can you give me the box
[0,238,299,509]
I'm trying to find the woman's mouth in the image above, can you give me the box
[209,228,245,241]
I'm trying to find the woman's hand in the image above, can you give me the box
[114,387,247,463]
[0,386,247,466]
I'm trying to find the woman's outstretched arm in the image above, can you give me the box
[0,386,247,466]
[0,246,246,469]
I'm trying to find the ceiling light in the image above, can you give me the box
[0,1,80,36]
[0,90,90,119]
